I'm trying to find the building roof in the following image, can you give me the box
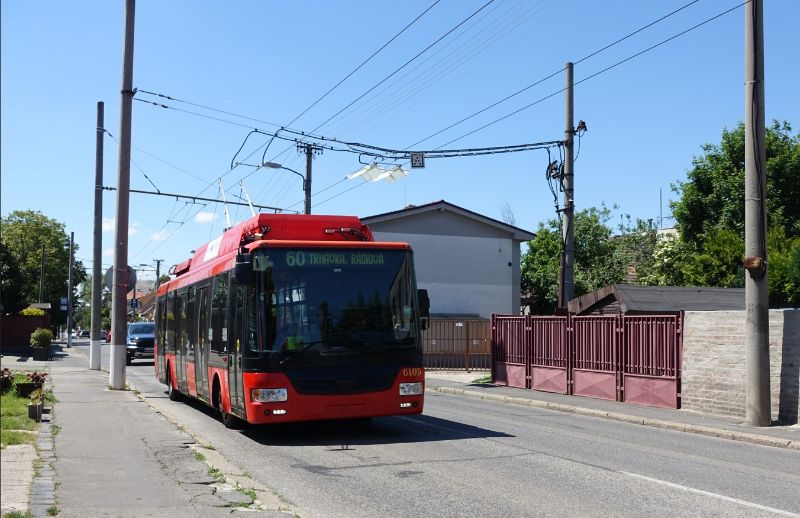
[568,284,745,314]
[362,200,536,241]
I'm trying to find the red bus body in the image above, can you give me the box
[154,214,426,424]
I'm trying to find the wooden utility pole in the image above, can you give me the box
[110,0,136,389]
[90,101,104,370]
[744,0,770,426]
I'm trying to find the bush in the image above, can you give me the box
[20,307,45,316]
[30,328,53,349]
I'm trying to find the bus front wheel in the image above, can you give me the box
[213,377,242,429]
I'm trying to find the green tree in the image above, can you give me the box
[521,223,560,314]
[683,229,744,288]
[0,237,25,314]
[521,206,626,314]
[667,120,799,306]
[672,121,800,245]
[0,211,87,325]
[766,226,800,307]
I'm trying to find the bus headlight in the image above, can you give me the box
[251,388,288,402]
[399,382,423,396]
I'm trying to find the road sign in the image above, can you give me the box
[130,299,138,310]
[60,297,68,311]
[410,152,425,168]
[104,266,137,293]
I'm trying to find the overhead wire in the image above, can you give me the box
[328,0,557,138]
[284,0,442,128]
[133,0,735,214]
[310,0,499,134]
[431,0,747,150]
[304,1,743,209]
[323,0,517,136]
[405,0,705,150]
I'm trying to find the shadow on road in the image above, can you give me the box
[241,413,513,447]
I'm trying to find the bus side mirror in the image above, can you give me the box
[234,253,254,284]
[418,289,430,331]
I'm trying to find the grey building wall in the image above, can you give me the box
[681,309,800,424]
[371,231,515,317]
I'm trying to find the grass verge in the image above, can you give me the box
[1,373,41,448]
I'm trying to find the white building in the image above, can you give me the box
[362,201,535,318]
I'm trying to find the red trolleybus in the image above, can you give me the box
[154,213,430,427]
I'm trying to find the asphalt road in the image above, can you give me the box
[74,342,800,518]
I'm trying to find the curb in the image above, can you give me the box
[428,385,800,452]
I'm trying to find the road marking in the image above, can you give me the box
[621,471,800,517]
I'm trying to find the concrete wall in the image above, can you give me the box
[371,231,515,317]
[682,309,800,424]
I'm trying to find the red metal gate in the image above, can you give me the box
[621,315,681,408]
[491,315,529,388]
[530,316,570,394]
[490,313,683,408]
[572,316,619,401]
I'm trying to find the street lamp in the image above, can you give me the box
[262,161,310,215]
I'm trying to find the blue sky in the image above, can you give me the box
[2,0,798,282]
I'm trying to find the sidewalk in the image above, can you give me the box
[424,370,800,450]
[1,346,293,517]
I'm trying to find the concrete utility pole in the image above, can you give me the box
[744,0,770,426]
[90,101,104,370]
[560,62,575,308]
[39,243,46,303]
[110,0,136,390]
[66,232,74,348]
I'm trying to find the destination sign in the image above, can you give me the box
[285,251,386,267]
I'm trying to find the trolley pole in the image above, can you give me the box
[90,101,104,370]
[560,62,575,308]
[110,0,136,389]
[744,0,770,426]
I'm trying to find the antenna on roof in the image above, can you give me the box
[240,180,256,217]
[218,179,232,229]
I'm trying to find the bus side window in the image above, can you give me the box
[210,273,229,354]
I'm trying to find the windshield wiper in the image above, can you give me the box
[277,341,327,366]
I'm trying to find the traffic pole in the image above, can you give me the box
[110,0,136,389]
[90,101,104,370]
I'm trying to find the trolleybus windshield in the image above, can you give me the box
[252,248,420,366]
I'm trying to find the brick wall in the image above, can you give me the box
[681,309,800,424]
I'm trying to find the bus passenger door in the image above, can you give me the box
[176,292,187,392]
[196,286,210,401]
[228,286,246,415]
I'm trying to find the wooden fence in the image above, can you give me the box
[422,318,491,371]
